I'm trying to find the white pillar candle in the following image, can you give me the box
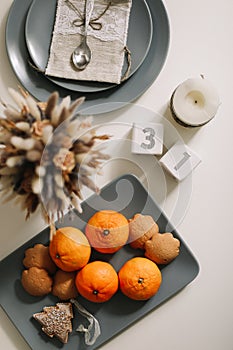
[170,77,220,127]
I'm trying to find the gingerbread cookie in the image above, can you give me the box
[23,243,57,275]
[33,302,73,343]
[145,232,180,264]
[52,270,78,301]
[21,267,53,296]
[128,213,159,249]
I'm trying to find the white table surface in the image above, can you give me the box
[1,0,233,349]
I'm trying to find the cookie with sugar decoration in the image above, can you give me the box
[33,302,73,344]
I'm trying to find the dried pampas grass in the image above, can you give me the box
[0,88,109,226]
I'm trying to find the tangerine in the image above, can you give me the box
[85,210,129,254]
[75,261,119,303]
[118,257,162,300]
[49,227,91,272]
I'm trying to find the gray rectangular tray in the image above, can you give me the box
[0,174,199,350]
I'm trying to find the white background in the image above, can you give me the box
[0,0,233,349]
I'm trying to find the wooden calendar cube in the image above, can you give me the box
[159,141,201,181]
[131,123,164,155]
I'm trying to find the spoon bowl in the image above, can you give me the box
[72,37,91,70]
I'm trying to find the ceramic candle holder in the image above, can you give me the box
[170,77,220,127]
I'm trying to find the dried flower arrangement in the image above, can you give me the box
[0,88,109,229]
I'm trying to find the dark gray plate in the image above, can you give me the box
[25,0,153,93]
[5,0,170,115]
[0,174,199,350]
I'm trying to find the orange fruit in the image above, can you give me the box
[118,257,162,300]
[49,227,91,272]
[75,261,119,303]
[85,210,129,254]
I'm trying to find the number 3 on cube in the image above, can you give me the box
[131,123,164,155]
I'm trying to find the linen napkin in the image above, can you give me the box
[45,0,132,84]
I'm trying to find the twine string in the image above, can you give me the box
[121,46,132,82]
[64,0,112,30]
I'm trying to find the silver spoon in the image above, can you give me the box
[71,0,94,70]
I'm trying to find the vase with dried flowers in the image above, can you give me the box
[0,88,109,235]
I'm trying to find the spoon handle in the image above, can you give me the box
[84,0,95,35]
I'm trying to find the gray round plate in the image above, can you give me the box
[5,0,170,115]
[25,0,153,93]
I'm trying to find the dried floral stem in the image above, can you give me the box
[0,88,109,228]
